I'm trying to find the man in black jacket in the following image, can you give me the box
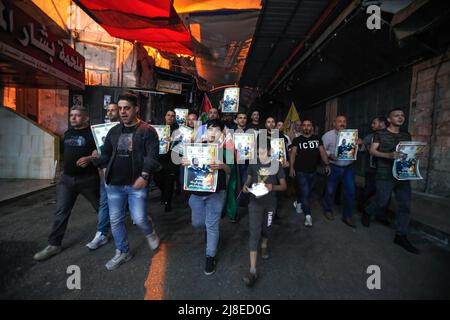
[34,106,99,261]
[94,93,162,270]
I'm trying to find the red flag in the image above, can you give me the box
[200,93,212,123]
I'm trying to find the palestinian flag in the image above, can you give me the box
[200,93,212,124]
[223,130,239,220]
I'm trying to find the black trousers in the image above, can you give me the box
[48,173,99,246]
[154,167,176,204]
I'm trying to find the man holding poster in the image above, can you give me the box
[362,108,420,255]
[322,115,362,228]
[86,103,120,251]
[182,120,231,276]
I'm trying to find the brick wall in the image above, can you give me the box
[409,52,450,197]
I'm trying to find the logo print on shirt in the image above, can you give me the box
[65,135,86,147]
[298,140,319,150]
[117,133,133,157]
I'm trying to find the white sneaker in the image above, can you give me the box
[146,232,160,251]
[293,201,303,214]
[305,215,313,227]
[105,249,133,270]
[86,231,109,251]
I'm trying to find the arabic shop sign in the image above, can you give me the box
[0,0,85,89]
[156,79,183,95]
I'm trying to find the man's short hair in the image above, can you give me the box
[118,93,138,107]
[236,111,247,117]
[335,115,347,120]
[188,111,198,117]
[206,119,225,131]
[372,115,388,127]
[70,105,88,115]
[387,108,404,117]
[302,118,315,127]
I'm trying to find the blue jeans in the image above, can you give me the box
[97,175,110,234]
[366,179,411,235]
[106,185,154,253]
[295,172,316,216]
[323,165,355,219]
[189,190,226,257]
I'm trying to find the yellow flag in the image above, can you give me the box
[283,102,300,141]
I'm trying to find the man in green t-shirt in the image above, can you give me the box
[362,108,419,254]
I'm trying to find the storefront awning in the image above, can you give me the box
[74,0,192,55]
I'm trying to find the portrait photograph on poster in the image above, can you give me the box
[335,129,358,161]
[221,87,239,113]
[183,143,219,192]
[171,125,194,155]
[153,125,171,154]
[174,108,189,126]
[90,122,120,153]
[271,138,286,163]
[234,132,255,161]
[393,141,427,180]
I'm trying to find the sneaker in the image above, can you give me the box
[305,215,313,227]
[293,201,303,214]
[146,232,160,251]
[243,271,258,287]
[33,245,62,261]
[105,249,133,270]
[204,256,216,275]
[86,231,109,251]
[394,235,420,255]
[261,247,270,260]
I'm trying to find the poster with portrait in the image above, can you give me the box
[221,87,239,113]
[72,94,83,108]
[392,141,427,180]
[234,133,255,162]
[103,95,112,109]
[153,125,171,154]
[271,138,286,163]
[335,129,358,161]
[171,125,194,155]
[175,108,189,126]
[90,122,120,154]
[183,143,219,192]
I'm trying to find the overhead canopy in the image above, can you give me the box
[74,0,192,55]
[173,0,262,87]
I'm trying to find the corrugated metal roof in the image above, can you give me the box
[240,0,334,89]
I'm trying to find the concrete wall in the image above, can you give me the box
[0,107,59,179]
[409,53,450,197]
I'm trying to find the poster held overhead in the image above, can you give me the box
[175,108,189,126]
[221,87,239,113]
